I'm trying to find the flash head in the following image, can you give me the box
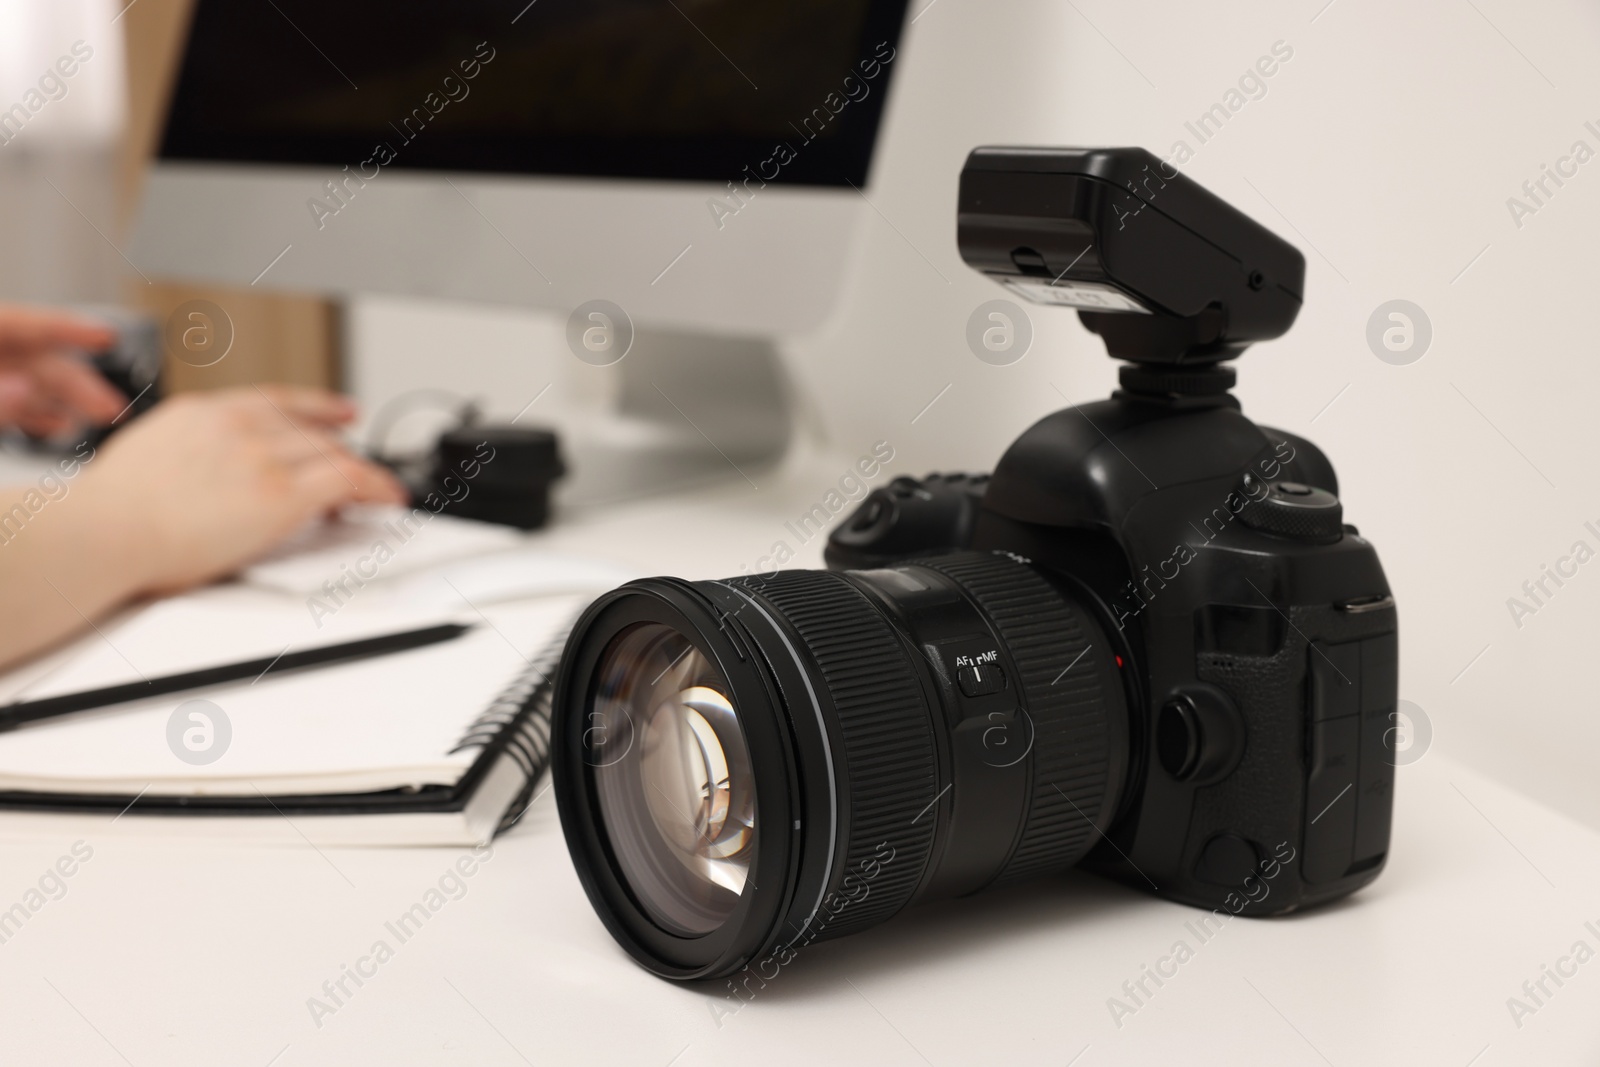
[958,147,1306,387]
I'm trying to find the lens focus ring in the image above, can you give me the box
[728,571,939,938]
[918,552,1116,885]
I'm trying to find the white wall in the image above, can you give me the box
[0,0,127,303]
[352,0,1600,828]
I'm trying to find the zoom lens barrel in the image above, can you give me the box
[551,550,1129,980]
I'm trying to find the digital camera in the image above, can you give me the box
[550,147,1399,982]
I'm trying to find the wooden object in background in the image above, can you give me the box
[115,0,341,393]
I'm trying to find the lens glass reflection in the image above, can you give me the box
[587,623,756,936]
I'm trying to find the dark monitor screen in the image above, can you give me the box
[159,0,910,186]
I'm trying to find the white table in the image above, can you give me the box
[1,472,1596,1066]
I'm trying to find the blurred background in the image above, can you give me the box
[0,0,336,389]
[6,0,1600,832]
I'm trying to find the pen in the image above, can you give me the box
[0,622,475,731]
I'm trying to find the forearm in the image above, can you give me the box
[0,479,151,671]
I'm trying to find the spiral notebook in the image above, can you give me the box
[0,588,584,846]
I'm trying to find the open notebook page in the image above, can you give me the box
[0,585,584,796]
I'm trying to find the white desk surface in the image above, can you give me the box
[1,472,1597,1067]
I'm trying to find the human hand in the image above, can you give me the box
[74,385,408,597]
[0,304,126,435]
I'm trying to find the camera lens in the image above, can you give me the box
[552,551,1130,981]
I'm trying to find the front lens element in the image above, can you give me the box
[588,623,756,937]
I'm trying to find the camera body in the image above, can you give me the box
[827,412,1396,914]
[827,147,1398,913]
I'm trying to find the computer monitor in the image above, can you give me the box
[130,0,910,337]
[130,1,911,500]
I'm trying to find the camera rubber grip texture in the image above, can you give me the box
[729,571,940,938]
[918,552,1118,886]
[1189,600,1398,911]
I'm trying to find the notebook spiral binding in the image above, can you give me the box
[447,611,577,836]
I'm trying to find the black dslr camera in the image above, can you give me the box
[551,148,1398,982]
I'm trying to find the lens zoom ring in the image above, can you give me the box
[919,552,1113,884]
[730,572,939,936]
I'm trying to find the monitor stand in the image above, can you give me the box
[556,329,792,507]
